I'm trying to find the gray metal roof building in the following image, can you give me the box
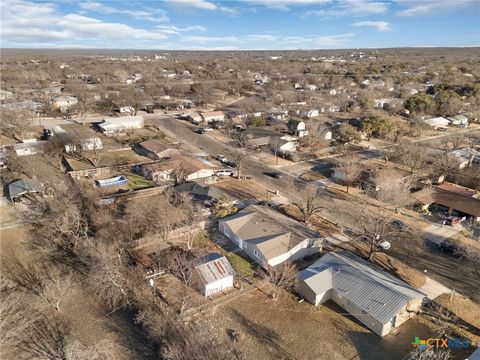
[8,179,44,201]
[298,251,425,336]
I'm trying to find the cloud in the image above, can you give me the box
[58,14,168,40]
[0,0,174,47]
[78,1,169,22]
[396,0,477,16]
[181,35,240,44]
[282,33,355,47]
[156,25,207,35]
[354,20,390,31]
[166,0,218,10]
[243,0,331,10]
[304,0,388,17]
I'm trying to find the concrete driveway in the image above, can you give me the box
[423,222,462,245]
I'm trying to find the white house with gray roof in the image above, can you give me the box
[218,205,322,267]
[194,253,234,297]
[297,251,425,337]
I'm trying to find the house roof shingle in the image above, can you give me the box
[222,205,320,261]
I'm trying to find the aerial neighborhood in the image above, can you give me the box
[1,47,479,360]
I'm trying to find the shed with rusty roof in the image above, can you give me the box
[194,253,234,297]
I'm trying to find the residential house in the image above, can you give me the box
[52,96,78,112]
[2,100,42,111]
[136,155,216,184]
[13,140,46,156]
[318,125,333,140]
[181,112,202,124]
[243,128,297,152]
[8,179,44,203]
[194,253,235,297]
[174,182,234,206]
[423,117,450,129]
[412,182,480,222]
[218,205,322,267]
[360,79,385,89]
[450,148,480,169]
[65,137,102,153]
[287,119,307,137]
[266,108,288,122]
[447,115,469,127]
[134,139,178,160]
[98,115,144,136]
[200,111,225,123]
[297,251,424,337]
[301,109,319,118]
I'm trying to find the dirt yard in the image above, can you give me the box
[194,288,436,360]
[215,178,269,200]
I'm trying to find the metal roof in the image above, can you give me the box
[8,179,44,199]
[195,254,234,285]
[298,252,425,324]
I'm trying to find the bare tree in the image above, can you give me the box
[18,315,69,360]
[229,149,249,178]
[396,142,428,175]
[0,282,38,357]
[257,262,297,300]
[65,339,117,360]
[88,242,136,310]
[291,184,326,225]
[161,247,197,286]
[175,192,206,250]
[41,270,73,312]
[464,132,480,148]
[431,152,460,182]
[335,154,362,193]
[340,190,410,261]
[374,169,414,213]
[0,108,33,139]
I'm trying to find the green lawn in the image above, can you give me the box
[221,249,256,278]
[126,174,155,190]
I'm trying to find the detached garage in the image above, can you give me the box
[194,254,235,297]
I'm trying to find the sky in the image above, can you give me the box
[1,0,479,50]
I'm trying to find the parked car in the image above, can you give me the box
[438,239,466,258]
[264,171,283,179]
[215,154,227,162]
[194,128,205,134]
[378,240,391,250]
[390,220,408,231]
[445,216,461,226]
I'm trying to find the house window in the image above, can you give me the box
[254,249,261,258]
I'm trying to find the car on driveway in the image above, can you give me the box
[264,171,284,179]
[194,128,205,134]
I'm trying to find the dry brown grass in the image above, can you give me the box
[337,241,427,288]
[279,204,341,237]
[436,293,480,332]
[215,179,268,200]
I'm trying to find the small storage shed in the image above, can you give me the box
[194,253,234,297]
